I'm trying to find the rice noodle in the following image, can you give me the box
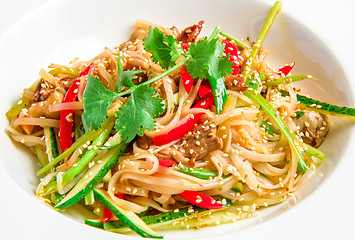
[7,20,329,233]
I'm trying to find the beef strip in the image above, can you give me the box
[177,20,204,43]
[293,110,330,148]
[224,74,248,92]
[176,120,223,167]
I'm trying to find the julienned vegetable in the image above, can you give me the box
[93,189,163,239]
[152,92,215,146]
[297,94,355,118]
[59,63,93,151]
[6,0,355,239]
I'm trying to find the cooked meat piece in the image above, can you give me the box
[293,110,330,148]
[176,121,223,167]
[178,20,204,43]
[224,74,248,91]
[136,135,153,150]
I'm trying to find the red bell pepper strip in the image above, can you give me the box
[178,190,222,209]
[278,62,295,76]
[180,42,195,94]
[180,64,194,94]
[152,92,214,146]
[222,39,239,75]
[181,42,190,52]
[100,207,115,222]
[198,83,212,98]
[100,193,125,222]
[158,159,176,167]
[59,63,93,151]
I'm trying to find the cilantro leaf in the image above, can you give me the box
[117,70,144,90]
[143,26,180,70]
[115,85,164,142]
[186,37,233,80]
[82,75,117,132]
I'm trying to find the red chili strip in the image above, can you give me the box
[59,63,93,151]
[100,207,115,222]
[278,62,295,76]
[178,190,222,209]
[152,93,214,146]
[158,159,177,167]
[180,64,194,94]
[222,39,239,75]
[198,83,212,98]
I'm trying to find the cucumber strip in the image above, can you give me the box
[85,219,104,229]
[55,142,128,210]
[59,121,114,188]
[102,170,111,183]
[36,119,110,176]
[40,122,114,194]
[297,94,355,118]
[74,113,85,141]
[93,189,163,239]
[33,145,49,168]
[175,167,231,180]
[43,127,60,170]
[104,200,233,233]
[85,190,95,205]
[175,167,219,180]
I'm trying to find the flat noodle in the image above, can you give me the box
[6,18,330,235]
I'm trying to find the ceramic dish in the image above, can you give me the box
[0,0,354,239]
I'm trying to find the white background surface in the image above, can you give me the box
[0,0,354,240]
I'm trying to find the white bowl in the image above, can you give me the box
[0,0,354,239]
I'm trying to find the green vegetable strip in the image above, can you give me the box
[85,190,95,205]
[209,77,228,114]
[265,75,316,87]
[243,91,308,173]
[207,26,221,41]
[303,143,325,160]
[6,78,41,120]
[34,145,49,168]
[103,199,233,231]
[175,167,219,180]
[240,1,308,173]
[36,117,113,176]
[241,1,282,78]
[297,94,355,118]
[40,120,114,195]
[220,31,248,49]
[48,67,79,77]
[59,120,114,187]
